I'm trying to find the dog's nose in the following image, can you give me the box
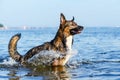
[78,25,84,30]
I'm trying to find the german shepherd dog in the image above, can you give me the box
[8,13,83,66]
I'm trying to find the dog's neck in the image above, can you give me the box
[66,35,73,50]
[52,28,73,52]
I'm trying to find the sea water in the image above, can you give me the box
[0,27,120,80]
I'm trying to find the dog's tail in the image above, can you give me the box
[8,33,23,62]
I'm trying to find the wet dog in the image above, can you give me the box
[8,13,83,66]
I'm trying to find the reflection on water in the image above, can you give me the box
[6,65,70,80]
[26,66,70,80]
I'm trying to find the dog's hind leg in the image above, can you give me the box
[8,33,23,62]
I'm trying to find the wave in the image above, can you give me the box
[98,50,120,54]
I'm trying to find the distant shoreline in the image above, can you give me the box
[0,27,6,30]
[0,26,120,30]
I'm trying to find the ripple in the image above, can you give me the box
[98,50,120,54]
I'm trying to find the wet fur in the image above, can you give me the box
[8,13,83,66]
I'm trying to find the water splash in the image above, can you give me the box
[28,50,78,66]
[1,57,17,66]
[0,49,79,67]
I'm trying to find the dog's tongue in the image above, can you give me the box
[77,30,81,33]
[74,30,81,33]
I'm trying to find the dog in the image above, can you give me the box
[8,13,84,66]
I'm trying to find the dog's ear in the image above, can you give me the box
[71,16,75,21]
[60,13,66,24]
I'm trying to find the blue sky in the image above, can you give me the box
[0,0,120,27]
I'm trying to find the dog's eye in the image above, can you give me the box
[71,23,75,27]
[72,24,75,26]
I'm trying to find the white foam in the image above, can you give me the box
[1,57,17,65]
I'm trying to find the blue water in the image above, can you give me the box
[0,27,120,80]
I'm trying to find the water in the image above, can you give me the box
[0,27,120,80]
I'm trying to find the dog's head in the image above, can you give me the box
[59,13,84,37]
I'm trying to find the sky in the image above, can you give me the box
[0,0,120,27]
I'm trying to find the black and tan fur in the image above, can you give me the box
[8,13,83,66]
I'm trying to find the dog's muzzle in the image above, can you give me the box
[70,26,84,35]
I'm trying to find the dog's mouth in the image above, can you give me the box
[70,26,84,35]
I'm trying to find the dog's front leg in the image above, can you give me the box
[51,53,71,66]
